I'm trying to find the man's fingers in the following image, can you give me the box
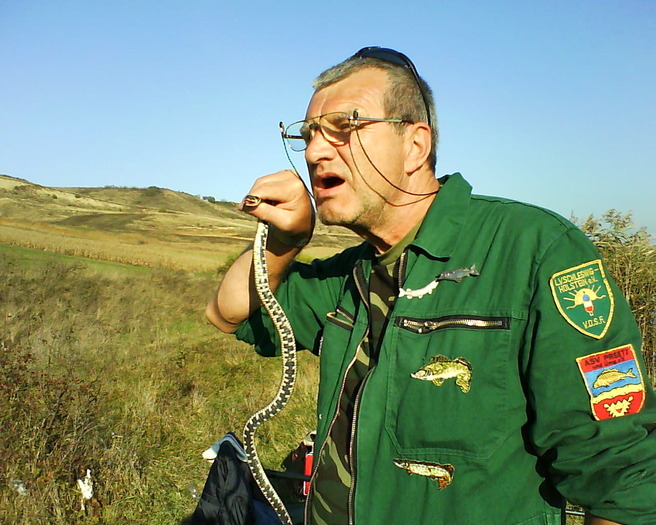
[237,170,314,240]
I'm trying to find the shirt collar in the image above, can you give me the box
[376,218,421,266]
[410,172,472,260]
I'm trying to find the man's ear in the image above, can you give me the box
[403,122,432,173]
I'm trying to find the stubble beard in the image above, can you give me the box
[316,191,386,235]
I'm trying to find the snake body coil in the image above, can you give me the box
[243,220,298,525]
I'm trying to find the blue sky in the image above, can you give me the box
[1,1,654,234]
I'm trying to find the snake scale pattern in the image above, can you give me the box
[243,218,298,525]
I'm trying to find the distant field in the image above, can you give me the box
[0,174,360,272]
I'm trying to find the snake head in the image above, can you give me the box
[242,194,262,207]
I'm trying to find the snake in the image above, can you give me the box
[241,194,298,525]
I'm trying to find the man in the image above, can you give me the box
[207,47,656,524]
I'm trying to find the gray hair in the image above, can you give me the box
[313,56,438,171]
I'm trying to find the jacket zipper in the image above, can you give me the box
[346,262,371,525]
[345,254,403,523]
[396,251,407,291]
[396,315,509,334]
[304,343,362,525]
[347,368,372,525]
[304,262,371,525]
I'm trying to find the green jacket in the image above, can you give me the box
[236,173,656,524]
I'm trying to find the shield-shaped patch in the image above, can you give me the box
[549,259,614,339]
[576,344,646,420]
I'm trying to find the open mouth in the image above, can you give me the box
[314,174,345,191]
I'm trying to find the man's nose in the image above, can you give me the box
[305,128,336,164]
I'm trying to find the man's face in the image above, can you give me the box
[304,68,407,231]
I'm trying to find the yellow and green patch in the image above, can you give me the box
[549,259,614,339]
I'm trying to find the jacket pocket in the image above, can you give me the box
[385,314,512,460]
[316,306,360,442]
[325,304,356,333]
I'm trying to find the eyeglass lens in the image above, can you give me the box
[284,113,353,152]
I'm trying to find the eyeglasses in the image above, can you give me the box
[280,110,412,152]
[352,46,432,127]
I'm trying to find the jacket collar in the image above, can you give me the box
[410,172,472,260]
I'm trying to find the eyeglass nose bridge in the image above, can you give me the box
[302,119,341,156]
[304,119,322,143]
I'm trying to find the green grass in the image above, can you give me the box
[0,246,318,524]
[0,242,151,276]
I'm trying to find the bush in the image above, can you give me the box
[144,186,162,197]
[576,210,656,381]
[0,340,106,522]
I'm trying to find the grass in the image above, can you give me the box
[0,247,319,524]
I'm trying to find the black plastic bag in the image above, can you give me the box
[190,433,280,525]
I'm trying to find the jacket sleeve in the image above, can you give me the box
[234,245,365,356]
[524,225,656,523]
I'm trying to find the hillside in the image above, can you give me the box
[0,173,351,523]
[0,238,322,524]
[0,174,360,271]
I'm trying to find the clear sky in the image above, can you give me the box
[2,1,655,234]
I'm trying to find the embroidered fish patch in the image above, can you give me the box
[576,344,646,420]
[550,260,615,339]
[411,355,472,393]
[399,279,439,299]
[399,264,479,299]
[393,459,454,489]
[436,264,479,283]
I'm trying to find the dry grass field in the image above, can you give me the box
[0,243,322,524]
[0,174,359,271]
[0,174,361,524]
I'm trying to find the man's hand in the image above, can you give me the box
[206,170,314,333]
[238,170,314,249]
[585,513,623,525]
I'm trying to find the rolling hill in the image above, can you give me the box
[0,174,360,271]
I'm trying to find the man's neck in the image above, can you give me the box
[357,190,438,253]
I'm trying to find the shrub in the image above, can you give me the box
[0,340,106,522]
[576,210,656,381]
[144,186,162,197]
